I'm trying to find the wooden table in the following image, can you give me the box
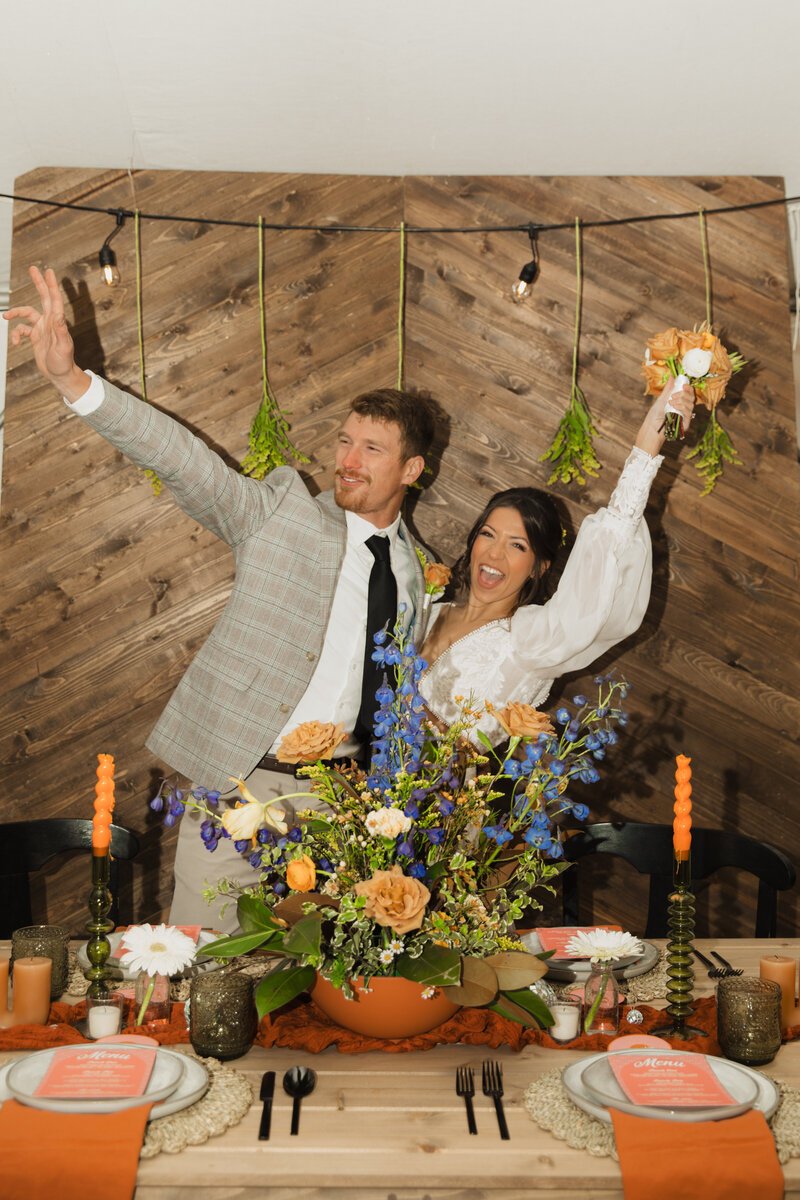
[4,939,800,1199]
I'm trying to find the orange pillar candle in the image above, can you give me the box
[6,957,52,1026]
[760,955,796,1032]
[93,752,116,854]
[0,956,9,1026]
[672,754,692,861]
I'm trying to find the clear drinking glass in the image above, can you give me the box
[717,976,782,1065]
[11,925,69,999]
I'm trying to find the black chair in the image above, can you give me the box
[561,821,796,937]
[0,818,140,937]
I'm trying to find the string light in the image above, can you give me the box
[511,224,538,303]
[98,210,126,286]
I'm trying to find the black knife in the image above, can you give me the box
[258,1070,276,1140]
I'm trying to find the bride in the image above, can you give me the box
[418,383,695,744]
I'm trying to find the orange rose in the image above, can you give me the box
[641,361,670,396]
[424,561,451,591]
[353,865,431,934]
[276,721,346,763]
[647,327,679,361]
[494,702,555,740]
[677,330,706,356]
[699,373,731,409]
[709,338,732,377]
[286,854,316,893]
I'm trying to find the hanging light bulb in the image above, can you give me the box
[511,223,538,303]
[98,210,126,286]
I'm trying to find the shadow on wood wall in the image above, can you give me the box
[2,168,798,936]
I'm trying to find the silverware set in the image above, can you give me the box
[456,1061,510,1139]
[693,948,744,978]
[258,1066,317,1139]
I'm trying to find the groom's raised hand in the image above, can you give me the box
[4,266,91,402]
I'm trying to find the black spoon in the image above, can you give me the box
[283,1066,317,1135]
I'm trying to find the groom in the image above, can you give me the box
[5,266,435,928]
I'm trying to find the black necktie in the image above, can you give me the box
[354,534,398,747]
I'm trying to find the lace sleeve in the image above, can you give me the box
[608,447,663,526]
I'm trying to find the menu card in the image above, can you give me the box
[34,1044,158,1099]
[535,926,623,959]
[608,1052,736,1108]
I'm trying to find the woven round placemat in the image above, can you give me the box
[523,1068,800,1163]
[141,1047,252,1158]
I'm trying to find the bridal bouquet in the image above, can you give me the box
[642,323,746,493]
[153,629,629,1027]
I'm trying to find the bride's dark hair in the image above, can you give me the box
[446,487,563,609]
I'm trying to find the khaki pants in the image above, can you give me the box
[168,767,325,933]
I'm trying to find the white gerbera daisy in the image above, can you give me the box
[563,929,643,963]
[121,923,197,976]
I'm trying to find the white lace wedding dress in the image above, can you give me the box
[418,447,663,746]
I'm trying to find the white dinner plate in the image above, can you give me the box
[562,1051,780,1124]
[520,932,659,982]
[5,1045,185,1114]
[76,929,224,982]
[0,1049,209,1121]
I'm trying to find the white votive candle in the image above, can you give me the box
[88,1004,123,1039]
[549,1001,581,1042]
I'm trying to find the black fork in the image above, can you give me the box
[482,1060,510,1140]
[456,1066,477,1134]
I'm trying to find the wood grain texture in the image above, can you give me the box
[2,169,798,936]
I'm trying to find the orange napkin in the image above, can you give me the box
[611,1108,783,1200]
[0,1099,152,1200]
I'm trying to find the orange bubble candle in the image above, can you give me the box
[673,754,692,861]
[93,753,115,854]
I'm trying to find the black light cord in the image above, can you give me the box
[2,189,799,236]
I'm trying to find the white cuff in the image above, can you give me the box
[64,370,104,415]
[608,446,663,525]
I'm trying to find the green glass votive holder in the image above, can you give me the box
[717,976,782,1066]
[189,970,257,1061]
[11,925,69,1000]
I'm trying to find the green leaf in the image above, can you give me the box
[396,943,462,987]
[255,964,316,1018]
[282,912,323,958]
[201,930,275,958]
[502,986,554,1027]
[476,730,495,752]
[237,894,284,935]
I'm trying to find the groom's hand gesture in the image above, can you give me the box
[4,265,90,402]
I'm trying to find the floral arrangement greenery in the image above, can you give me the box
[152,629,630,1029]
[642,323,746,495]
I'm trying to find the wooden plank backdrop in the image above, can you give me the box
[2,168,798,937]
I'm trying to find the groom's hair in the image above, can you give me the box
[349,389,435,461]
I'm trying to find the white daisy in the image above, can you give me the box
[563,929,643,963]
[120,923,197,976]
[421,986,436,999]
[389,939,403,955]
[379,949,394,966]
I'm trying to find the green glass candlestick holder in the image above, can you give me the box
[652,852,704,1039]
[85,851,114,999]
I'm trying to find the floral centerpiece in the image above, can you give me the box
[152,627,630,1034]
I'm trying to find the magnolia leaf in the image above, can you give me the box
[441,956,499,1006]
[255,964,315,1018]
[396,944,462,987]
[282,912,323,958]
[490,992,549,1029]
[484,950,548,991]
[273,892,339,926]
[201,930,276,958]
[499,986,555,1027]
[237,893,285,935]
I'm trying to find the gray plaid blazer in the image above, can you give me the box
[81,379,426,789]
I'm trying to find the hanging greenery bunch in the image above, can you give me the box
[240,219,308,479]
[539,219,601,487]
